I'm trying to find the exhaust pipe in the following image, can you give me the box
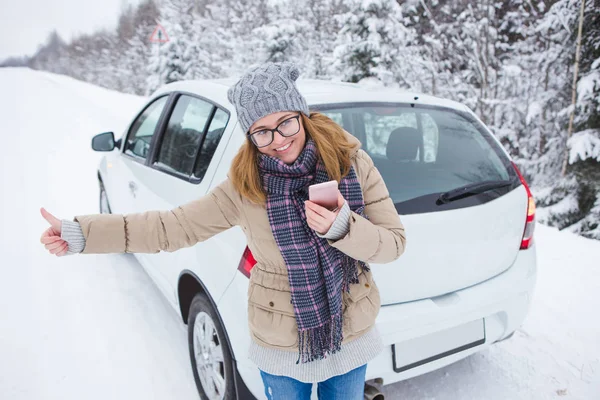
[364,382,384,400]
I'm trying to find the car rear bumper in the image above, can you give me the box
[366,242,537,385]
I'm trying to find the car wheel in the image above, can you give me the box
[99,179,112,214]
[188,292,236,400]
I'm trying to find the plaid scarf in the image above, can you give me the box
[258,139,369,364]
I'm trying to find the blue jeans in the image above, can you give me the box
[259,364,367,400]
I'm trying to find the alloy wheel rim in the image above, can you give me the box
[193,311,226,400]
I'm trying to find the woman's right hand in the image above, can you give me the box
[40,207,69,257]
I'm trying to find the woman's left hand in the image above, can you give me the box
[305,191,346,235]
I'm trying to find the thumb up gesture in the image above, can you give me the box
[40,207,69,257]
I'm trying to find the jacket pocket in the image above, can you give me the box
[346,268,372,303]
[344,270,381,334]
[248,285,298,348]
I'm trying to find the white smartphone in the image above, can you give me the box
[308,180,339,211]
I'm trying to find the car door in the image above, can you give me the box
[130,93,232,305]
[109,95,170,214]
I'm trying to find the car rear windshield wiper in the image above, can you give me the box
[437,180,513,204]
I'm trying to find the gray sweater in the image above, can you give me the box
[60,201,383,382]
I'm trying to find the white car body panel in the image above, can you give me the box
[99,149,138,215]
[374,185,528,304]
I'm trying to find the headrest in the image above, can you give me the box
[386,127,420,161]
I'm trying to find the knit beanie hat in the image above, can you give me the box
[227,61,310,133]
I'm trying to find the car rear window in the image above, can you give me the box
[316,103,519,214]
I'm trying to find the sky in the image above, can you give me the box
[0,0,141,60]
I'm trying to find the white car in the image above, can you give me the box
[91,78,537,400]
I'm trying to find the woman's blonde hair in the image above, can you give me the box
[229,112,357,204]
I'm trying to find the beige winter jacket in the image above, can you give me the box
[74,132,407,351]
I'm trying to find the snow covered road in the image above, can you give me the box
[1,68,598,399]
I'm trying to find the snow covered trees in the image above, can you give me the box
[125,0,160,95]
[28,30,68,76]
[17,0,599,239]
[333,0,417,86]
[565,1,600,239]
[146,0,198,89]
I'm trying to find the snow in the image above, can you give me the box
[568,129,600,164]
[502,64,523,77]
[536,193,579,224]
[577,69,600,106]
[357,76,386,88]
[2,68,599,399]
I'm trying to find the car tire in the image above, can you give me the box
[188,292,236,400]
[99,179,112,214]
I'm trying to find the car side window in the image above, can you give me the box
[124,96,168,159]
[193,108,229,181]
[156,95,214,176]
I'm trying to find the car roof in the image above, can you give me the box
[150,78,471,114]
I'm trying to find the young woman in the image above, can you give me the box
[40,61,407,400]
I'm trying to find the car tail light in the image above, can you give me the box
[512,162,536,250]
[238,246,257,278]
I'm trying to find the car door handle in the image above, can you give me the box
[128,181,137,198]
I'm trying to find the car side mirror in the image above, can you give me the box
[92,132,119,152]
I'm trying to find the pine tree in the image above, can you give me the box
[300,0,350,78]
[255,0,350,79]
[146,0,199,91]
[334,0,415,85]
[187,3,233,79]
[29,30,68,75]
[122,0,159,95]
[223,0,272,73]
[567,0,600,239]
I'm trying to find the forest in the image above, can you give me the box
[4,0,598,240]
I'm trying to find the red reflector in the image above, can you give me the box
[520,236,534,249]
[512,162,536,250]
[521,221,536,249]
[238,246,257,278]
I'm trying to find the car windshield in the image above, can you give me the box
[316,103,518,213]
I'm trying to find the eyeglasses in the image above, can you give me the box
[247,115,301,148]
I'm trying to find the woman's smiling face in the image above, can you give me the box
[248,111,307,165]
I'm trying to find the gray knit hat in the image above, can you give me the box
[227,61,310,133]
